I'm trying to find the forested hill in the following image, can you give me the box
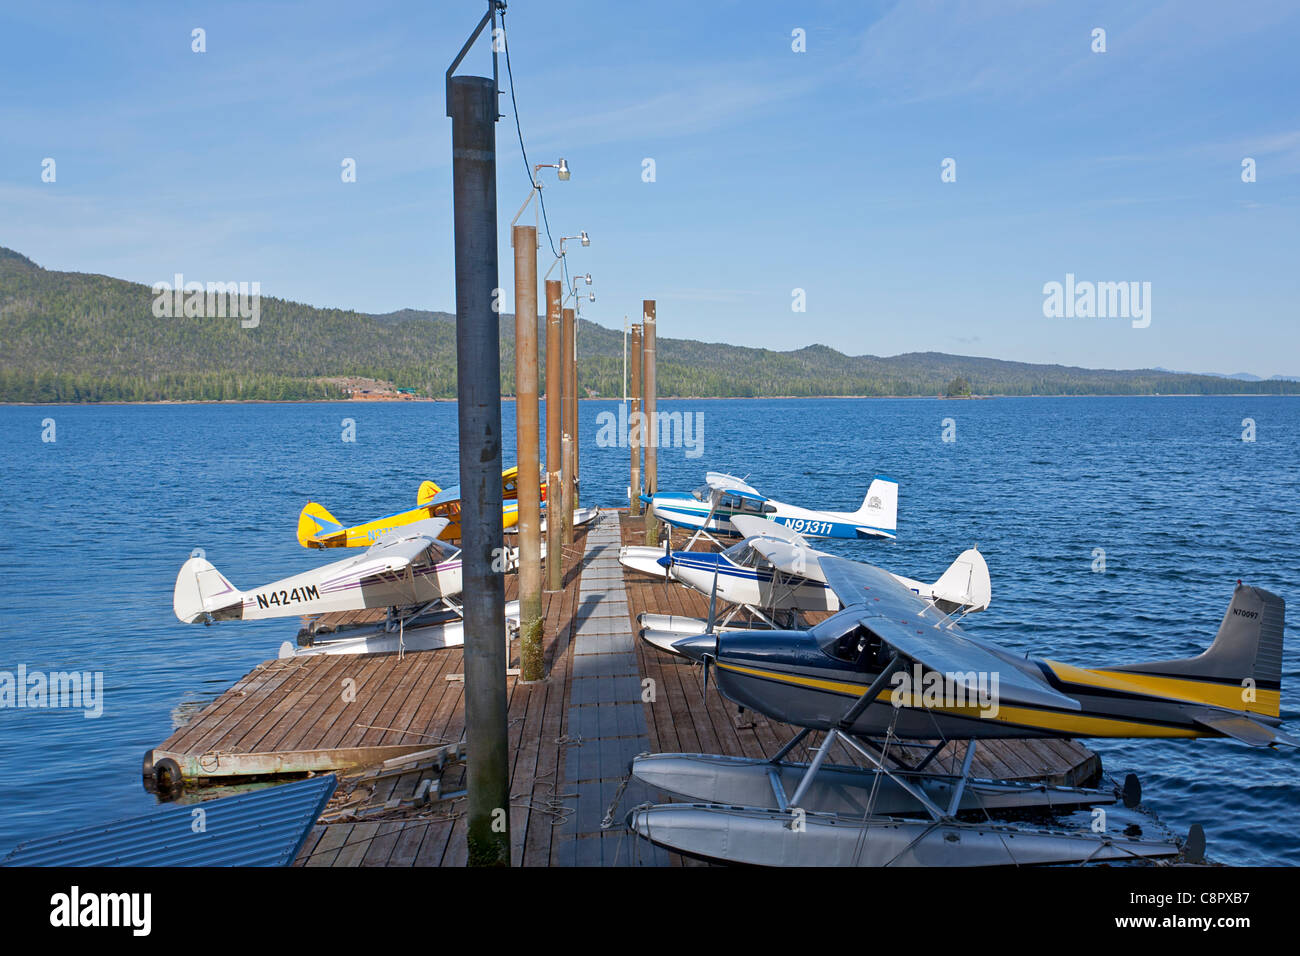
[2,246,1297,403]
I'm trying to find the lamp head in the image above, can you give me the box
[580,231,590,246]
[557,158,570,181]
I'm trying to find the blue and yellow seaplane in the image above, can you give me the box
[626,539,1295,865]
[641,472,898,547]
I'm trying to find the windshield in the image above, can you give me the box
[722,541,763,568]
[814,611,884,665]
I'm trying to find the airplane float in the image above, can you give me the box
[625,542,1293,865]
[641,472,898,548]
[624,515,989,651]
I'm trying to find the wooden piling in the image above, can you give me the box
[513,225,543,681]
[544,280,563,593]
[642,300,658,545]
[629,323,643,517]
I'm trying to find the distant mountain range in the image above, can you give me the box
[1151,367,1300,383]
[3,246,1299,403]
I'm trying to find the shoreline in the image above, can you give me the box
[3,392,1297,408]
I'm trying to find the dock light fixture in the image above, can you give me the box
[511,158,572,244]
[564,273,594,306]
[545,232,591,280]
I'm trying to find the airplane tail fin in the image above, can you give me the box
[852,476,898,533]
[173,556,243,623]
[931,547,991,613]
[417,481,441,506]
[1112,583,1284,717]
[297,501,345,547]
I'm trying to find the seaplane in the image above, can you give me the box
[297,470,527,548]
[297,465,594,548]
[642,472,898,549]
[174,518,519,656]
[627,515,989,650]
[625,543,1294,865]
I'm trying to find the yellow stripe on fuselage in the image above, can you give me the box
[1043,659,1278,717]
[319,502,519,548]
[715,661,1211,740]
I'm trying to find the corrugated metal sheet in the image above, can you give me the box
[3,775,336,867]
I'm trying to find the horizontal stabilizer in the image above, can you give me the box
[1190,710,1300,749]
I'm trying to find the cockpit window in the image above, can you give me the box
[816,615,884,666]
[722,542,762,568]
[691,484,711,502]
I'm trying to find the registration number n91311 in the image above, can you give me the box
[779,518,834,536]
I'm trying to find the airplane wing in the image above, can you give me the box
[730,514,827,580]
[865,613,1082,711]
[818,554,940,619]
[705,472,761,497]
[362,517,451,568]
[731,514,804,546]
[1189,709,1300,748]
[818,555,1080,711]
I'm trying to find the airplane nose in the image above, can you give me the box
[671,632,717,663]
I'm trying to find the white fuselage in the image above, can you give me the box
[233,552,464,621]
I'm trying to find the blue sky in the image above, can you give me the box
[2,1,1297,375]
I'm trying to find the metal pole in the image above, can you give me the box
[642,300,658,545]
[570,309,580,509]
[629,323,642,517]
[544,279,563,592]
[561,306,576,547]
[512,225,543,682]
[449,74,509,867]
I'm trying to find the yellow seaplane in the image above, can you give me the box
[297,466,544,548]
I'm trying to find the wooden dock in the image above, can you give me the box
[144,509,1101,867]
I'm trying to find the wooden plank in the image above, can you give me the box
[333,822,382,867]
[221,655,353,755]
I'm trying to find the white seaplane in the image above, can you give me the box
[641,472,898,547]
[174,518,520,657]
[625,515,990,653]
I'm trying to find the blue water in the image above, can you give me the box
[0,397,1297,864]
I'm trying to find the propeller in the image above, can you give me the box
[662,535,672,593]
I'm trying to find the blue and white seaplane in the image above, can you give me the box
[626,515,990,653]
[641,472,898,549]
